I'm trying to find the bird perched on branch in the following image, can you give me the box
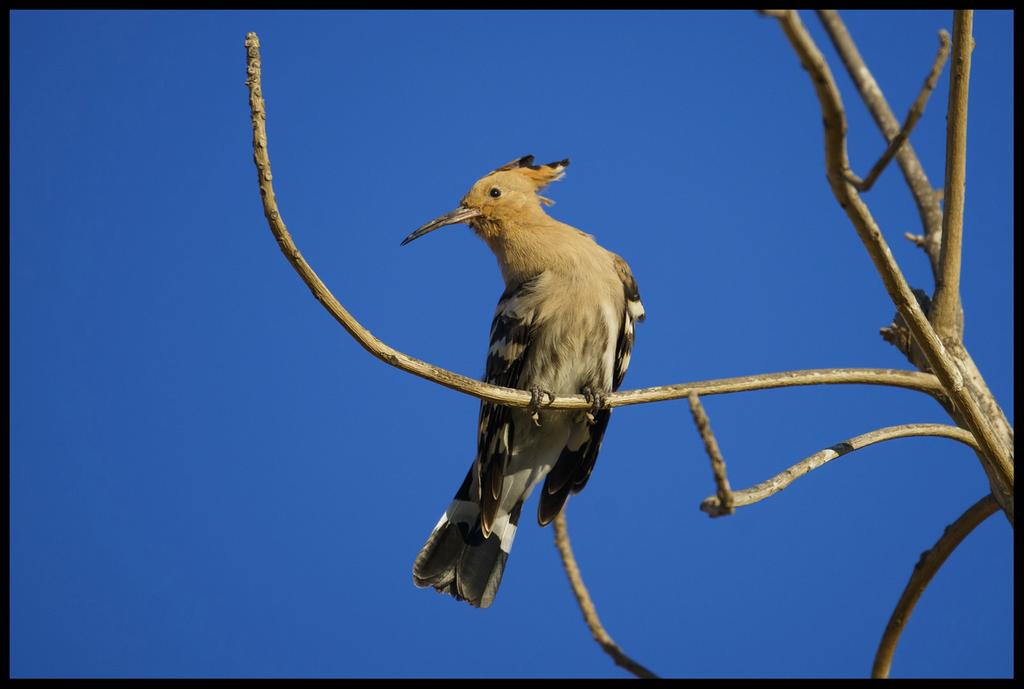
[402,155,645,608]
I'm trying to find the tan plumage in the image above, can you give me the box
[404,155,644,608]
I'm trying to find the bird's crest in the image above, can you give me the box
[491,155,569,206]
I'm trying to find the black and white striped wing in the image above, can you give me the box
[612,253,645,389]
[475,275,540,536]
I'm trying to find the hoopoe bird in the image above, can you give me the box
[401,155,644,608]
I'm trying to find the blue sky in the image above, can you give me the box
[10,10,1012,678]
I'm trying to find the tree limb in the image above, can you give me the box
[816,8,1014,525]
[872,494,998,678]
[688,393,734,517]
[815,10,945,278]
[765,11,1013,522]
[700,424,980,514]
[608,368,946,408]
[244,33,946,413]
[930,11,972,342]
[845,30,950,193]
[553,512,658,679]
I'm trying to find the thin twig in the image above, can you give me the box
[766,11,1013,522]
[872,494,998,678]
[688,393,734,517]
[930,11,973,342]
[846,30,950,192]
[816,10,946,278]
[904,232,926,248]
[700,424,979,514]
[244,34,946,414]
[552,512,658,679]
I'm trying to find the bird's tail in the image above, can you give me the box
[412,469,524,608]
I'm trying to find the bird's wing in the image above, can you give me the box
[538,255,644,524]
[475,275,541,536]
[611,253,645,389]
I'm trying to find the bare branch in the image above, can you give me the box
[765,11,1013,521]
[609,368,947,408]
[553,512,658,679]
[244,34,947,416]
[904,232,926,248]
[816,10,946,278]
[688,393,734,517]
[872,494,999,678]
[701,424,979,514]
[930,11,973,342]
[816,10,1014,522]
[845,30,951,192]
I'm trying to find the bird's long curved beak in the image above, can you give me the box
[401,206,482,246]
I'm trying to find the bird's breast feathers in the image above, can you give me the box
[490,270,624,393]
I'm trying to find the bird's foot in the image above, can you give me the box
[528,386,555,427]
[582,386,608,425]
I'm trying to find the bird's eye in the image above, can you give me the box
[489,187,501,198]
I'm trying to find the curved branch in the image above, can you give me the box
[872,494,998,678]
[244,33,946,415]
[553,511,658,679]
[700,424,980,514]
[765,11,1012,522]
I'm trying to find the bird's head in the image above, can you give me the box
[401,155,569,246]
